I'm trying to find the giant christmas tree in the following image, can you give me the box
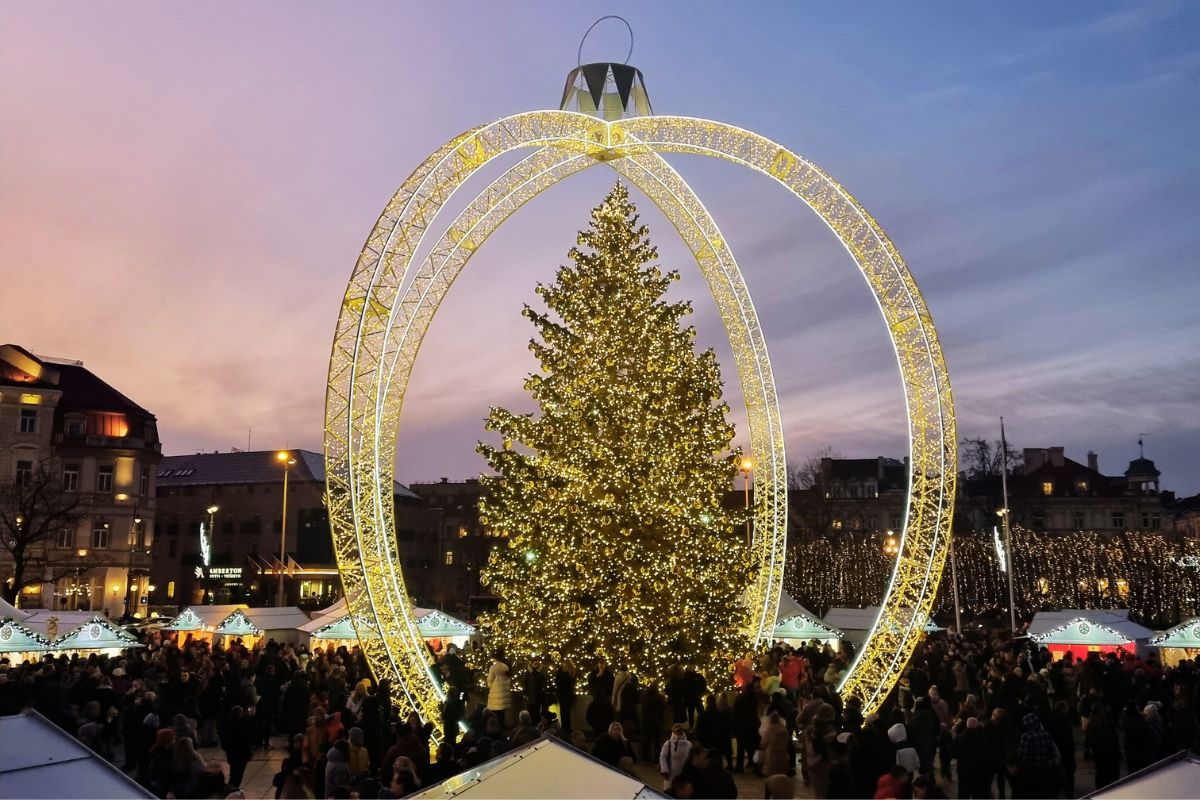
[478,181,753,683]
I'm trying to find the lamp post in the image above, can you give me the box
[737,455,753,547]
[123,510,143,617]
[276,451,296,606]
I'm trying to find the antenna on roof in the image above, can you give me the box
[1137,434,1146,458]
[248,427,252,451]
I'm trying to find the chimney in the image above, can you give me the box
[1048,447,1065,467]
[1087,451,1099,472]
[1023,448,1046,472]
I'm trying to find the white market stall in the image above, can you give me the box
[307,600,476,653]
[213,606,311,647]
[162,604,247,643]
[0,617,52,664]
[1083,750,1200,799]
[773,594,844,650]
[413,735,665,799]
[1149,618,1200,666]
[1029,609,1154,661]
[51,616,142,657]
[21,610,101,642]
[0,711,154,799]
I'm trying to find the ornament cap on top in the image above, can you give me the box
[560,16,652,120]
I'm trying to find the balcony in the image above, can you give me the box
[54,432,162,453]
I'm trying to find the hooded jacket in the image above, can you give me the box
[888,723,921,773]
[1017,713,1060,768]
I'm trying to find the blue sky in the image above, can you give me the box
[3,2,1198,494]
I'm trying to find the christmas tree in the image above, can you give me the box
[478,181,752,684]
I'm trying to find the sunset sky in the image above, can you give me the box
[3,2,1198,494]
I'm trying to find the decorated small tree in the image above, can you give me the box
[478,181,752,683]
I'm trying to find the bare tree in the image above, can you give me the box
[0,464,83,604]
[788,447,840,541]
[959,437,1022,479]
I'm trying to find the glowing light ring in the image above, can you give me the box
[326,111,954,723]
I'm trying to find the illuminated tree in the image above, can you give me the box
[477,181,752,684]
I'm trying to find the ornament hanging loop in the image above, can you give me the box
[577,15,634,67]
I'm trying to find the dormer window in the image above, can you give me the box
[1075,480,1088,493]
[64,416,86,437]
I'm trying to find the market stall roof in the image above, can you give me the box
[162,604,247,631]
[301,608,474,640]
[215,609,260,637]
[412,735,665,799]
[0,711,154,798]
[774,595,842,641]
[241,606,311,632]
[21,610,100,639]
[1029,610,1154,646]
[52,616,141,651]
[0,596,30,621]
[1150,618,1200,649]
[1083,749,1200,799]
[315,598,347,617]
[0,618,52,654]
[299,613,379,640]
[823,606,881,633]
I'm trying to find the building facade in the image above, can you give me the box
[0,344,160,617]
[151,450,430,611]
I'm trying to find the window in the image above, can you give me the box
[64,416,86,437]
[97,465,114,493]
[55,528,73,549]
[1041,481,1053,496]
[444,550,454,565]
[19,408,37,433]
[92,519,112,549]
[1072,512,1085,529]
[1075,480,1089,493]
[63,463,80,492]
[867,516,878,531]
[15,460,33,487]
[1111,511,1125,529]
[167,581,175,599]
[1143,512,1161,529]
[1116,578,1130,598]
[831,519,843,530]
[889,514,901,529]
[1032,514,1045,529]
[139,467,149,496]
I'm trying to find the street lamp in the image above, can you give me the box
[276,451,296,606]
[883,530,900,558]
[737,455,753,547]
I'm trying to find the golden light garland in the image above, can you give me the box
[787,526,1200,628]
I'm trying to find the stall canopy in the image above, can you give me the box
[52,616,142,652]
[0,596,30,621]
[215,609,260,637]
[0,711,154,798]
[309,600,475,641]
[0,618,52,656]
[1029,609,1154,659]
[773,594,843,644]
[163,604,247,633]
[299,613,379,642]
[1083,750,1200,799]
[20,610,98,641]
[413,735,665,799]
[1149,617,1200,665]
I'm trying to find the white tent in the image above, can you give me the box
[413,736,665,799]
[20,610,99,640]
[162,604,247,635]
[774,594,843,648]
[1084,750,1200,799]
[0,596,30,621]
[216,606,312,645]
[822,607,882,647]
[0,711,153,798]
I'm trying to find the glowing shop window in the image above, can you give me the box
[444,550,455,565]
[1037,577,1050,595]
[1097,578,1110,596]
[166,581,175,599]
[1116,578,1130,598]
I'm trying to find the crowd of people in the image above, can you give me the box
[0,623,1198,799]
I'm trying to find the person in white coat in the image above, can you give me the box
[659,723,692,789]
[486,654,513,727]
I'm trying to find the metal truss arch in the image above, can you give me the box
[326,110,955,724]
